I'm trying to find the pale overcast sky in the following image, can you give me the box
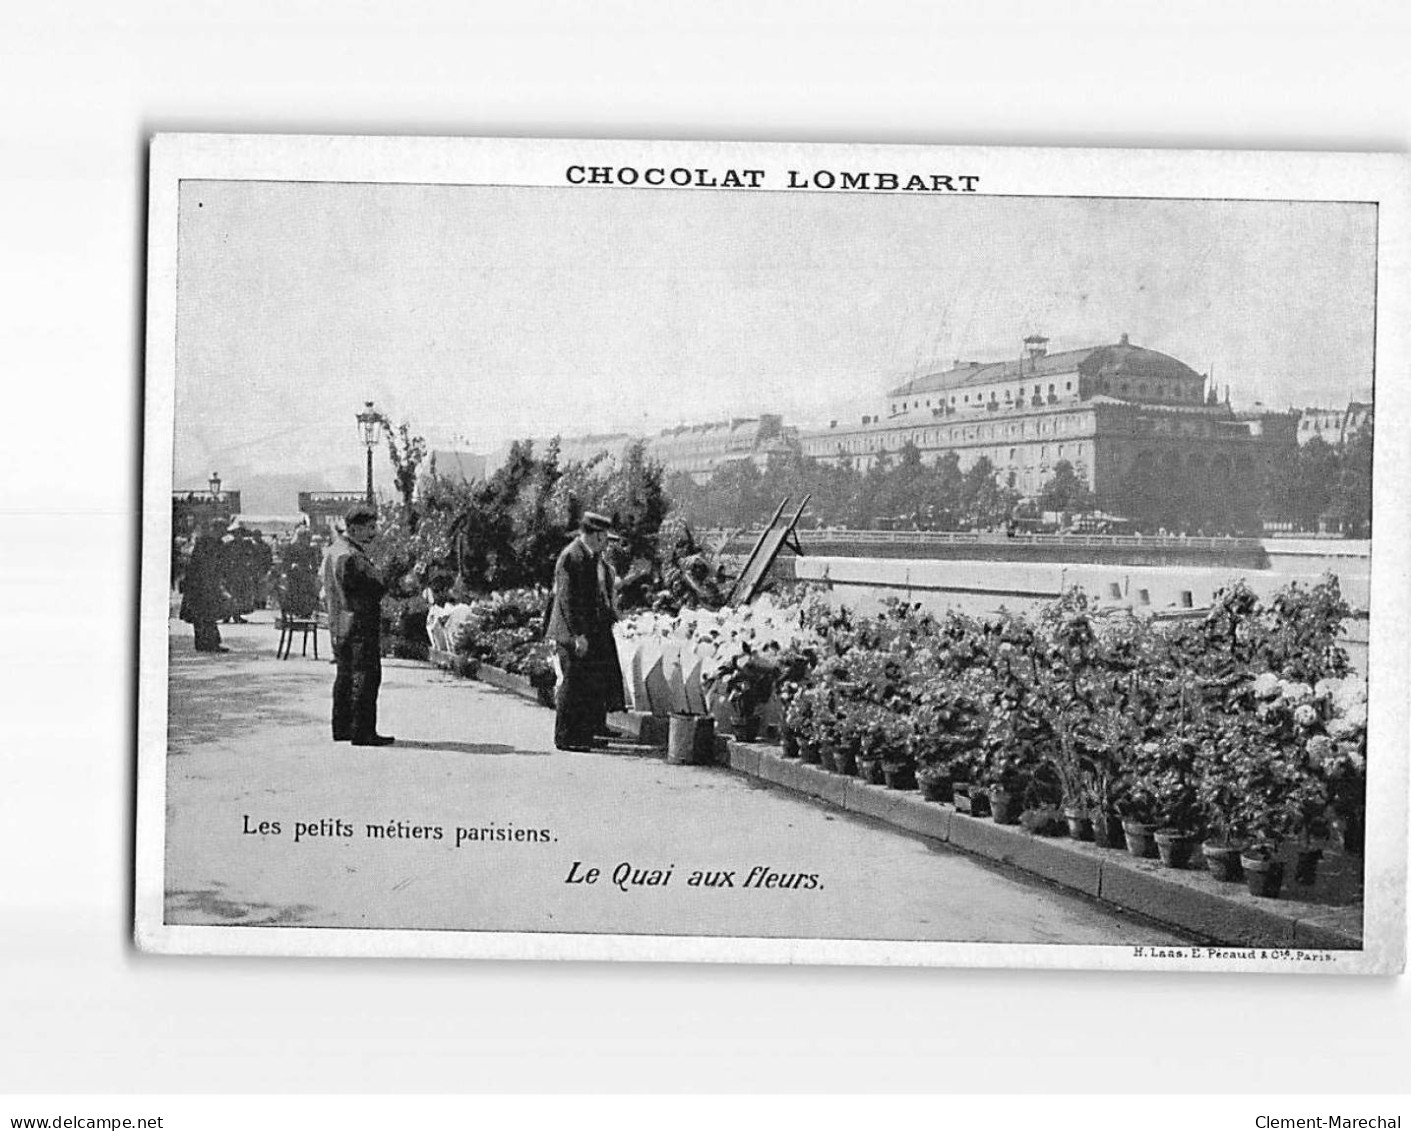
[173,181,1377,499]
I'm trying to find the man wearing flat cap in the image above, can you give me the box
[545,511,623,752]
[324,502,394,746]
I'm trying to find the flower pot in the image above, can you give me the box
[954,785,990,817]
[917,770,953,804]
[799,741,821,766]
[780,726,800,760]
[1202,842,1244,883]
[1121,819,1157,859]
[667,713,716,766]
[1241,851,1285,899]
[882,763,916,791]
[856,757,883,785]
[1063,808,1094,842]
[732,712,761,743]
[1154,829,1197,870]
[833,744,858,777]
[1340,814,1365,856]
[1091,813,1125,850]
[816,745,838,773]
[989,788,1020,825]
[1294,847,1323,886]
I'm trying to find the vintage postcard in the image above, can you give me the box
[136,135,1408,971]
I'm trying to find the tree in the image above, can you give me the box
[384,421,428,528]
[956,457,1020,529]
[1329,418,1373,537]
[1038,460,1096,514]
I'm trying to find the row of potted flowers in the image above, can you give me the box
[704,579,1366,901]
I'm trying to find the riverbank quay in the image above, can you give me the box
[162,616,1187,948]
[429,650,1364,953]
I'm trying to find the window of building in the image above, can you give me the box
[1009,447,1016,461]
[1066,381,1072,391]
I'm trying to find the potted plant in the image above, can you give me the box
[1240,842,1286,899]
[912,672,986,804]
[703,639,779,742]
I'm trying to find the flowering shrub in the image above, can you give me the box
[436,587,556,688]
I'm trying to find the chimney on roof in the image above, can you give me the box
[1024,334,1049,361]
[1120,332,1130,346]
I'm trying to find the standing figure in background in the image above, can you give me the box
[178,519,230,653]
[545,512,619,752]
[325,504,394,747]
[278,526,321,617]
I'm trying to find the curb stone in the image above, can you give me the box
[418,652,1363,950]
[727,741,1363,951]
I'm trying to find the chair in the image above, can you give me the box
[276,608,322,660]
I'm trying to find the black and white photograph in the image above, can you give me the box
[136,135,1407,972]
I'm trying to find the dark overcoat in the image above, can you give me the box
[178,533,227,624]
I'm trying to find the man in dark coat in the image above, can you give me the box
[178,519,230,652]
[325,503,394,746]
[545,512,622,752]
[278,527,321,617]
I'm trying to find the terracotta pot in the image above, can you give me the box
[882,763,916,791]
[733,713,761,743]
[989,787,1020,825]
[780,726,800,759]
[1340,814,1365,856]
[917,771,953,804]
[856,757,883,785]
[816,745,838,773]
[799,741,821,765]
[1063,808,1094,842]
[833,744,858,777]
[1294,847,1323,886]
[1202,842,1244,882]
[1242,851,1285,899]
[1122,819,1158,859]
[1091,813,1125,850]
[1154,829,1197,869]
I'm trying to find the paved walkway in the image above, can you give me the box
[163,612,1187,945]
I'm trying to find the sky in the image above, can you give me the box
[172,180,1378,510]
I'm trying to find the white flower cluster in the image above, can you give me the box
[1249,668,1369,743]
[616,599,817,688]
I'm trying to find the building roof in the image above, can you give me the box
[429,449,486,482]
[886,338,1203,398]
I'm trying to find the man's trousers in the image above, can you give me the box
[332,638,382,741]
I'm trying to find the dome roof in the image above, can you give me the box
[886,337,1202,399]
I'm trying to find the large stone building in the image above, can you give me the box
[1296,401,1373,447]
[798,334,1285,512]
[529,415,795,484]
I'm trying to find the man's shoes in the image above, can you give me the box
[351,734,396,747]
[333,734,352,742]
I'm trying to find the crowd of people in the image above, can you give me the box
[174,520,327,653]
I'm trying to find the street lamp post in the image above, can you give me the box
[356,401,385,503]
[208,471,222,499]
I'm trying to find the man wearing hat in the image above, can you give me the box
[324,503,394,746]
[545,512,623,752]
